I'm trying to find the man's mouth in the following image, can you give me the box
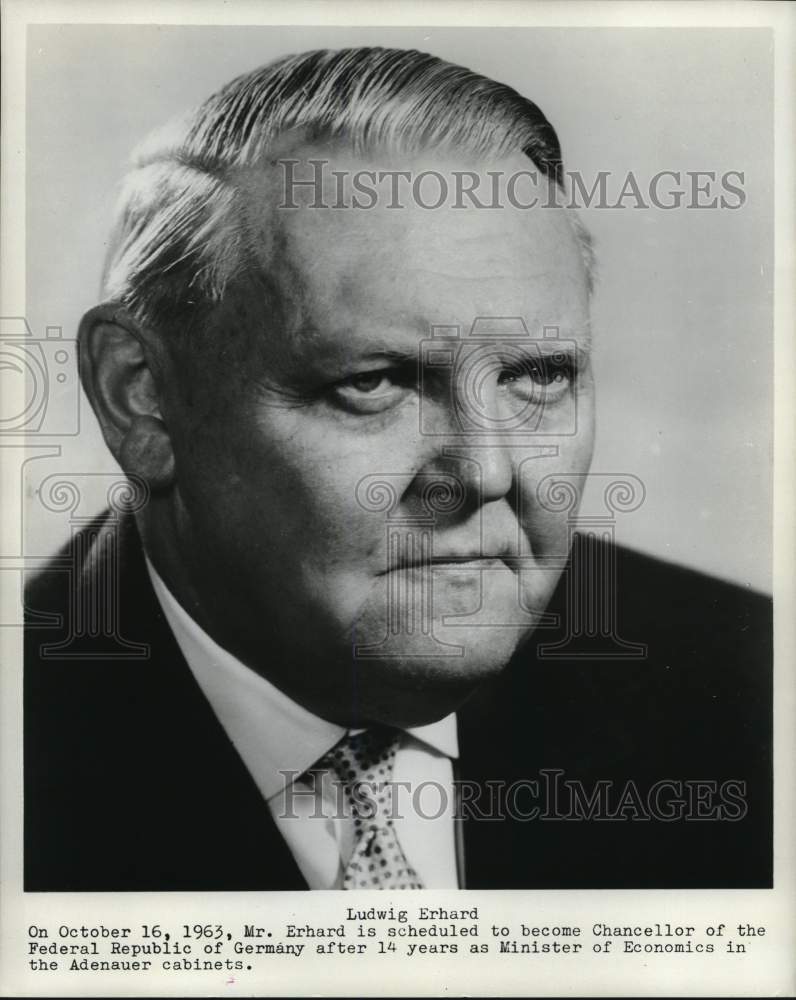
[381,554,521,574]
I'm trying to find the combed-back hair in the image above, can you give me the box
[102,47,593,336]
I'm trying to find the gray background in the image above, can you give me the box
[22,25,773,591]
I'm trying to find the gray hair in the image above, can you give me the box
[102,47,595,336]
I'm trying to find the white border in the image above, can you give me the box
[2,2,794,997]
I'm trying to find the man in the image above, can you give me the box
[24,47,771,891]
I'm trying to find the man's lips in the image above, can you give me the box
[380,554,521,574]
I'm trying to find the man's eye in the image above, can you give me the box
[331,368,412,413]
[498,357,574,400]
[347,372,392,394]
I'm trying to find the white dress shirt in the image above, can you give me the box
[146,561,460,889]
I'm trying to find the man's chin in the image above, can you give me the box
[346,622,524,729]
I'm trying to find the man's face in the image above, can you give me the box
[158,150,594,727]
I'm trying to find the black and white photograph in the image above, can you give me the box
[1,2,793,997]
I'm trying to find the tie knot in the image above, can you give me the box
[322,727,400,788]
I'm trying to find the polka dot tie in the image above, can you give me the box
[320,728,424,890]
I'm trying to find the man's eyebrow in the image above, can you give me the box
[308,324,427,359]
[349,348,422,363]
[304,344,420,368]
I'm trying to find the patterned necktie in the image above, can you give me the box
[320,728,424,890]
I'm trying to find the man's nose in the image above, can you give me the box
[440,436,515,507]
[450,370,517,504]
[412,368,519,512]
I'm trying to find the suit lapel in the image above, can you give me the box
[26,511,308,891]
[114,514,310,890]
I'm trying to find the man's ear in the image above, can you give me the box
[78,304,176,491]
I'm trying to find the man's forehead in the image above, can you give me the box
[234,149,589,359]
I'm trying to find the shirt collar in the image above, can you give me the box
[146,559,458,800]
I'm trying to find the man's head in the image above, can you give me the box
[79,48,595,727]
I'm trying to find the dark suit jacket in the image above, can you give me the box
[24,513,772,890]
